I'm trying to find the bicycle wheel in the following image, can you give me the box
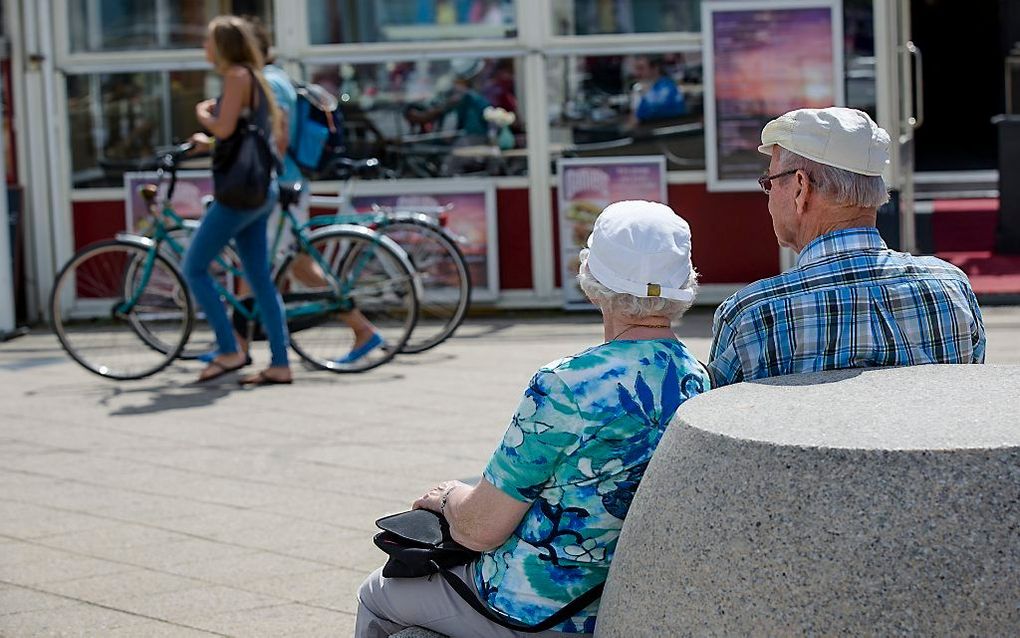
[159,222,242,360]
[51,239,193,380]
[274,228,418,373]
[376,217,471,353]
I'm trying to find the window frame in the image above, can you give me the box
[55,0,714,194]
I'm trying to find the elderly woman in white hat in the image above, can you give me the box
[356,200,710,638]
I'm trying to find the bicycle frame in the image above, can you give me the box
[140,176,376,327]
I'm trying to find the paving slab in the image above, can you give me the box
[1,309,1018,634]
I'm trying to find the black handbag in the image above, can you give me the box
[374,509,604,633]
[374,508,479,578]
[212,69,278,210]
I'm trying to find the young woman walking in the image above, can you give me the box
[184,15,292,385]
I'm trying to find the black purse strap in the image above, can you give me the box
[431,560,604,633]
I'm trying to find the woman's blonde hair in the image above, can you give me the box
[207,15,281,136]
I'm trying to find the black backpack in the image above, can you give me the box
[289,82,345,178]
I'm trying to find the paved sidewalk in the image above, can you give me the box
[1,308,1018,636]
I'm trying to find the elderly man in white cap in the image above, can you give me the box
[707,107,986,387]
[356,201,709,637]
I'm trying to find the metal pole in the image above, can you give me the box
[0,61,16,334]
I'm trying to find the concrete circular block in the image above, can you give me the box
[595,365,1020,636]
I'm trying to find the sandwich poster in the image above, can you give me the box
[557,156,667,308]
[703,0,844,191]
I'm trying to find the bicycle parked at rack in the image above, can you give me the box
[51,143,420,380]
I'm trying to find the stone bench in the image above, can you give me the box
[595,365,1020,636]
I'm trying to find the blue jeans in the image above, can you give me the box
[182,184,289,367]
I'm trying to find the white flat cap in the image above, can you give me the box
[758,107,890,176]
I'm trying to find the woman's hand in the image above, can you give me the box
[195,98,216,121]
[413,480,468,513]
[188,132,213,154]
[411,478,531,552]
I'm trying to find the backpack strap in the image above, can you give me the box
[432,561,604,633]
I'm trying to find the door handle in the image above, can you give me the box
[905,41,924,129]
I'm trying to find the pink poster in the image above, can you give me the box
[703,1,843,189]
[123,170,212,233]
[557,156,667,307]
[350,188,495,294]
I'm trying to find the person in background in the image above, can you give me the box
[404,58,491,140]
[708,106,986,386]
[183,15,291,385]
[356,200,710,637]
[244,18,385,364]
[629,54,686,126]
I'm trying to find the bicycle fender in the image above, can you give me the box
[385,211,434,226]
[112,233,158,250]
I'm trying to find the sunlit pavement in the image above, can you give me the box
[1,307,1018,635]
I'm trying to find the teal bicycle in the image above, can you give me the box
[51,143,420,380]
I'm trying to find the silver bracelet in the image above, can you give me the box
[440,485,457,516]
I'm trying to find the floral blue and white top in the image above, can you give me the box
[477,339,710,632]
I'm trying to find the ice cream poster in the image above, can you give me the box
[557,156,667,308]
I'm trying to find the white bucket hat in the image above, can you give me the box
[757,107,890,176]
[585,200,695,302]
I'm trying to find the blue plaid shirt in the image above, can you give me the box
[708,227,986,387]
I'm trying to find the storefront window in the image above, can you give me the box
[68,0,272,53]
[548,51,704,172]
[553,0,701,36]
[66,70,214,188]
[307,56,526,177]
[308,0,516,44]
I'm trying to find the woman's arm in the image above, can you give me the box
[197,66,250,139]
[414,478,530,552]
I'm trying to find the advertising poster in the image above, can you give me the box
[557,156,667,308]
[703,1,844,191]
[123,170,212,233]
[342,179,499,300]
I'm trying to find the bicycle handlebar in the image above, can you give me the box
[155,141,197,169]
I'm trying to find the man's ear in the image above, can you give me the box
[794,169,812,216]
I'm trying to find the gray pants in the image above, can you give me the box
[355,563,587,638]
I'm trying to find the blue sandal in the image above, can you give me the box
[334,333,386,364]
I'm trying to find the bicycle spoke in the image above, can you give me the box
[276,230,418,372]
[376,220,471,353]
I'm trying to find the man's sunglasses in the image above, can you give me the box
[757,169,805,194]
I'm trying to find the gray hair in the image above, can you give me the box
[576,248,698,321]
[776,147,890,208]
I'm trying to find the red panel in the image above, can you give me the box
[71,182,780,294]
[495,187,532,289]
[931,199,999,252]
[2,59,16,184]
[932,198,998,213]
[668,183,779,284]
[73,200,127,251]
[553,183,779,288]
[552,188,563,288]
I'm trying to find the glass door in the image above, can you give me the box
[876,0,920,253]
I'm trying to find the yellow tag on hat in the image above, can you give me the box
[646,283,661,297]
